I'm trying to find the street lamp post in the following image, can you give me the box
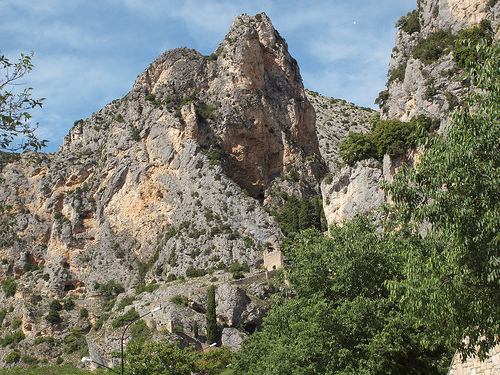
[121,305,161,375]
[82,356,119,374]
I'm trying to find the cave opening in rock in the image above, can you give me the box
[244,322,257,335]
[64,284,76,292]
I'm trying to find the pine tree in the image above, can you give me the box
[193,320,199,338]
[206,285,217,345]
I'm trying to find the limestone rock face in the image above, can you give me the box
[420,0,495,34]
[132,13,321,200]
[215,283,266,327]
[320,151,419,227]
[321,159,385,226]
[383,0,500,127]
[0,12,320,299]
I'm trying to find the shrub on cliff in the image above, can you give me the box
[395,9,421,35]
[412,30,455,65]
[453,19,493,68]
[1,278,16,298]
[338,115,439,165]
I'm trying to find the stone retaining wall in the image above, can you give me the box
[448,345,500,374]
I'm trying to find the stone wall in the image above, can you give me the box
[448,345,500,374]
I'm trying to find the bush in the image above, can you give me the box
[117,296,135,311]
[229,261,250,274]
[371,119,417,159]
[5,350,20,364]
[2,278,16,298]
[129,319,150,346]
[45,309,62,325]
[94,314,109,331]
[412,30,455,65]
[338,115,440,164]
[11,317,22,330]
[395,9,421,35]
[185,267,207,278]
[22,354,38,365]
[388,62,407,84]
[63,329,87,355]
[131,127,143,141]
[170,295,189,307]
[135,281,159,295]
[0,309,6,326]
[95,280,124,299]
[453,20,493,68]
[63,299,75,311]
[374,90,389,110]
[79,307,89,319]
[338,132,375,165]
[196,103,217,122]
[112,307,139,328]
[1,331,25,347]
[49,300,63,312]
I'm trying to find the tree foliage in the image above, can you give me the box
[412,30,455,65]
[386,39,500,360]
[395,9,421,35]
[206,285,218,345]
[1,277,16,297]
[125,340,231,375]
[232,219,452,374]
[273,194,325,237]
[0,51,45,152]
[453,19,493,68]
[338,115,439,165]
[126,340,197,375]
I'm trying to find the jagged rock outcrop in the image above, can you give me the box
[0,13,322,301]
[420,0,497,33]
[0,12,324,367]
[384,0,500,125]
[308,90,375,172]
[320,0,500,228]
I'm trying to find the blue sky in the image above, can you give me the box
[1,0,416,153]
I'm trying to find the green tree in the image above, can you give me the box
[196,346,232,375]
[49,299,63,311]
[0,51,45,152]
[206,285,218,345]
[111,307,139,328]
[395,9,421,35]
[453,19,493,68]
[0,52,45,235]
[386,39,500,359]
[193,320,199,337]
[126,339,196,375]
[45,309,62,325]
[338,131,375,165]
[232,219,452,374]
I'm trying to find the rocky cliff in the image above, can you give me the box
[0,13,324,298]
[384,0,499,124]
[0,13,329,367]
[1,1,493,369]
[321,0,500,227]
